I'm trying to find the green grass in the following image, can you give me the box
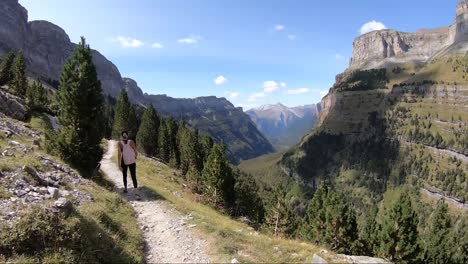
[238,151,288,187]
[114,153,334,263]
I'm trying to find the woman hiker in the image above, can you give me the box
[118,131,139,194]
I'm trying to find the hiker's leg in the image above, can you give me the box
[129,163,137,188]
[121,160,128,190]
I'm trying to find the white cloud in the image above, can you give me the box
[280,82,287,88]
[360,20,387,35]
[275,25,285,31]
[178,35,202,44]
[214,75,228,85]
[247,92,266,102]
[236,103,256,110]
[263,81,280,93]
[320,90,328,98]
[285,88,311,95]
[224,91,239,99]
[113,36,145,48]
[287,34,297,40]
[335,53,344,60]
[151,42,163,48]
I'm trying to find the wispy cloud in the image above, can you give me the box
[178,35,202,44]
[285,88,311,95]
[112,36,145,48]
[274,25,285,31]
[247,92,266,102]
[287,34,297,40]
[214,75,228,85]
[335,53,344,60]
[224,91,239,99]
[263,81,280,93]
[151,42,163,48]
[280,82,287,88]
[360,20,387,35]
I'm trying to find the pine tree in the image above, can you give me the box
[101,103,114,139]
[201,135,214,162]
[450,218,468,263]
[360,207,380,255]
[424,200,452,263]
[323,189,360,254]
[158,118,171,163]
[201,143,235,208]
[264,185,293,237]
[166,117,180,168]
[0,51,16,85]
[112,89,138,140]
[54,37,104,173]
[26,80,49,111]
[136,104,160,156]
[304,184,328,243]
[379,192,421,263]
[10,52,27,97]
[233,170,264,223]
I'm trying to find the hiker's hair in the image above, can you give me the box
[121,131,129,136]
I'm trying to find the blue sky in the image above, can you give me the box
[20,0,458,109]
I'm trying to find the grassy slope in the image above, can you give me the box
[0,114,144,263]
[112,152,340,263]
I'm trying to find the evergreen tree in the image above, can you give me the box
[424,200,452,263]
[201,135,214,162]
[54,37,104,173]
[323,189,360,254]
[0,51,16,85]
[379,192,421,263]
[233,170,264,223]
[11,52,27,97]
[26,80,49,111]
[303,184,328,243]
[166,117,180,168]
[450,218,468,263]
[264,185,293,237]
[136,104,160,156]
[360,207,380,255]
[101,103,114,139]
[112,89,138,140]
[201,143,235,208]
[158,118,171,163]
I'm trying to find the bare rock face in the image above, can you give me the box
[0,0,124,98]
[123,77,149,106]
[350,1,468,69]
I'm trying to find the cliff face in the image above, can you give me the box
[0,0,124,98]
[350,0,468,69]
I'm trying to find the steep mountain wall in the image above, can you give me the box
[350,0,468,69]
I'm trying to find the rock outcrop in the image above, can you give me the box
[0,88,29,121]
[0,0,124,98]
[350,0,468,69]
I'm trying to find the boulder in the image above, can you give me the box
[0,90,29,121]
[53,197,73,216]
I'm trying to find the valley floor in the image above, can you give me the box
[100,140,210,263]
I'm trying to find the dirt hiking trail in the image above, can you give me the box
[100,140,211,263]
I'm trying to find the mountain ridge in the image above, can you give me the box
[0,0,273,162]
[246,103,318,150]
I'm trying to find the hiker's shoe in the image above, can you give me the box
[123,189,128,194]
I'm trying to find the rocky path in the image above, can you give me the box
[100,140,210,263]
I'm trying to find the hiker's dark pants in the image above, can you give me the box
[121,161,137,189]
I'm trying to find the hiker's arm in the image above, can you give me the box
[130,140,138,159]
[117,142,122,167]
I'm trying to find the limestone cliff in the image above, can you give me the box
[0,0,125,98]
[350,0,468,69]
